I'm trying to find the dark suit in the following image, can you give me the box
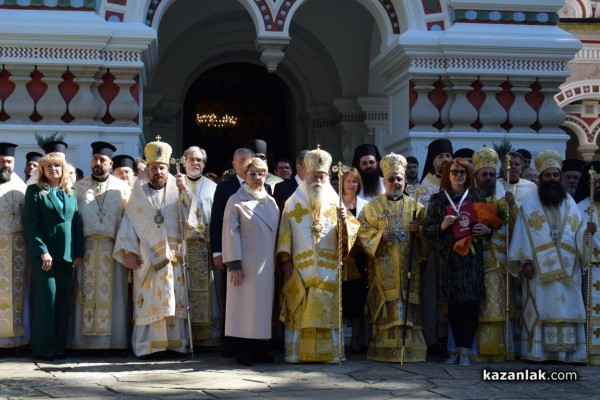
[273,177,299,214]
[24,184,84,358]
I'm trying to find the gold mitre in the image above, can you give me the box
[304,145,332,173]
[535,149,562,174]
[472,146,498,171]
[380,152,407,176]
[144,135,172,165]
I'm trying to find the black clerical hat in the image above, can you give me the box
[43,140,68,154]
[561,158,585,173]
[91,141,117,158]
[352,144,382,168]
[453,148,474,160]
[420,138,453,181]
[244,139,267,156]
[573,161,600,203]
[0,142,17,157]
[112,154,135,170]
[26,151,42,163]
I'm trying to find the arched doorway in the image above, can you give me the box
[182,62,293,175]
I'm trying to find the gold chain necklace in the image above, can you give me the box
[145,184,167,227]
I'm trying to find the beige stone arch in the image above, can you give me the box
[563,116,598,161]
[557,80,600,160]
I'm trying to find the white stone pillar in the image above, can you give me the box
[479,78,507,133]
[508,79,537,134]
[36,67,67,124]
[3,66,35,124]
[538,83,566,134]
[448,77,478,133]
[410,78,439,132]
[69,68,100,124]
[108,69,138,126]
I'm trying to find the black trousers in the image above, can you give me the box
[447,301,480,349]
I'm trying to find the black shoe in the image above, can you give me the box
[236,354,255,366]
[254,352,274,363]
[35,354,55,362]
[350,347,363,355]
[222,348,235,358]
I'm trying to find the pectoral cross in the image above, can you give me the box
[97,210,105,223]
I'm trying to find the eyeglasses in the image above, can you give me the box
[247,171,266,178]
[186,157,204,163]
[387,177,404,183]
[479,172,496,178]
[450,169,467,177]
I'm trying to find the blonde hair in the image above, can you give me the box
[36,152,73,195]
[242,157,268,174]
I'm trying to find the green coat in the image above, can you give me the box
[24,184,84,263]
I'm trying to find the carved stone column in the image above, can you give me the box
[108,69,138,126]
[479,78,507,133]
[69,68,100,124]
[410,78,439,132]
[36,67,67,124]
[448,77,478,133]
[3,66,35,124]
[538,83,566,134]
[508,79,537,134]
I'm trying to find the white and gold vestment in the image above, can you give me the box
[0,174,28,348]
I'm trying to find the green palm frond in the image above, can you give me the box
[34,132,65,150]
[492,139,513,159]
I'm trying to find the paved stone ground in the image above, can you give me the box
[1,349,599,399]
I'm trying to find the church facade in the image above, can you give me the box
[0,0,594,175]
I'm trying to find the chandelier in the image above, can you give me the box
[195,113,238,128]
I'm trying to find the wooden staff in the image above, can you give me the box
[332,161,349,364]
[170,156,195,358]
[504,153,511,357]
[586,166,596,366]
[401,184,423,364]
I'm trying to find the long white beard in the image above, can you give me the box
[308,182,326,215]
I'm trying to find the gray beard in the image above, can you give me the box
[0,170,11,183]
